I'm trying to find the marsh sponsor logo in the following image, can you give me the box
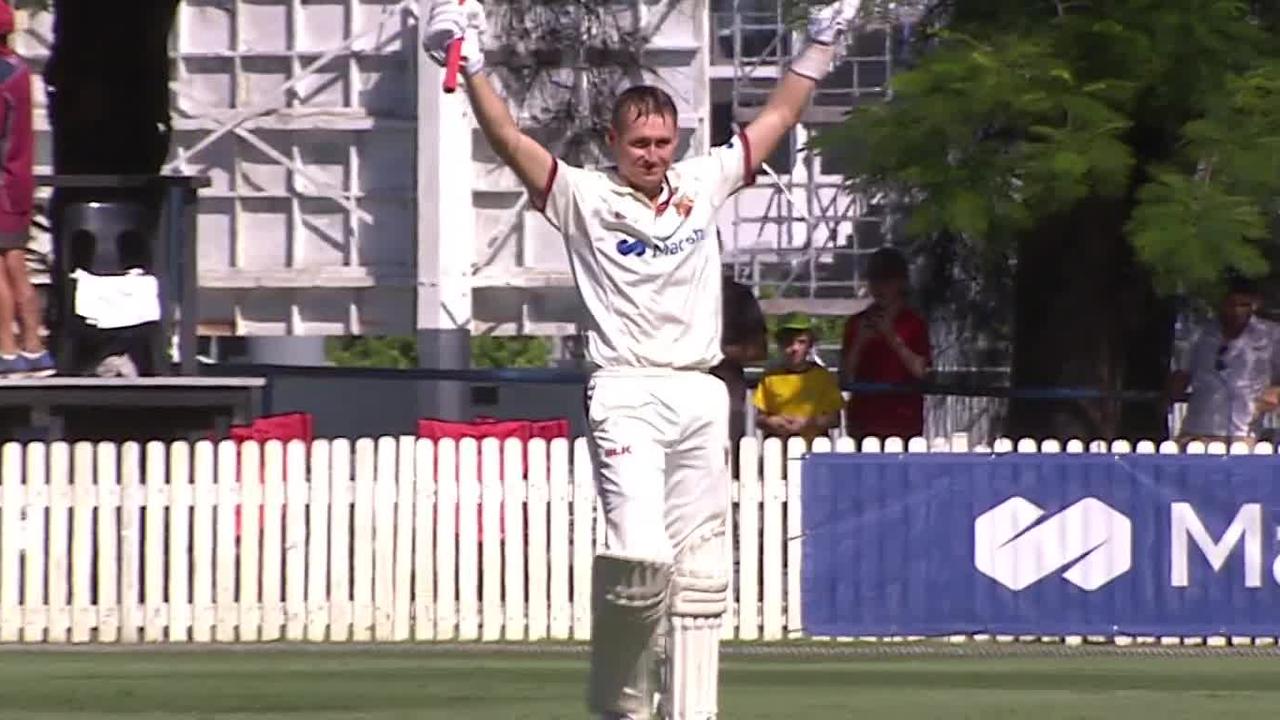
[613,229,705,260]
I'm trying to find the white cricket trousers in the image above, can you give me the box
[585,369,730,564]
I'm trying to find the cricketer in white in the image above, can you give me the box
[423,2,862,717]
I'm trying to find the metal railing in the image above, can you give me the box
[196,362,1215,442]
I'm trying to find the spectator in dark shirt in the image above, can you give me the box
[710,273,767,468]
[840,247,930,439]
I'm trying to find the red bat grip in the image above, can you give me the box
[441,0,467,94]
[442,37,463,94]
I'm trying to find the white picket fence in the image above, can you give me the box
[0,433,1274,645]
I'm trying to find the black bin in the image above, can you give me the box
[50,199,165,376]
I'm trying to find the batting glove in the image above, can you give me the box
[807,0,862,46]
[423,0,487,76]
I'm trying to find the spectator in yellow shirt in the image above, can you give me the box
[753,313,844,442]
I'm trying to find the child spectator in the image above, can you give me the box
[753,312,843,443]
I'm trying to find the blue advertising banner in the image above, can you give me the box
[801,454,1280,637]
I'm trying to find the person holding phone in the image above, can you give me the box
[840,247,930,440]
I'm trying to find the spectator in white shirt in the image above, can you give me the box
[1169,274,1280,443]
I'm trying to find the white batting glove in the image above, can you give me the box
[423,0,487,76]
[807,0,862,45]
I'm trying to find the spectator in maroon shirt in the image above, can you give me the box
[0,3,52,378]
[840,247,930,439]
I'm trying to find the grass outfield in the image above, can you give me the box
[0,646,1277,718]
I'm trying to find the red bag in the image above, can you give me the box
[229,413,315,535]
[417,417,570,541]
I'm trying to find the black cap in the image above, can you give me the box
[1225,268,1260,296]
[867,247,909,281]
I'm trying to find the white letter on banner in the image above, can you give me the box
[1273,526,1280,586]
[1170,503,1262,588]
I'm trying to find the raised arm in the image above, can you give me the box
[463,72,556,202]
[423,0,554,201]
[743,0,862,172]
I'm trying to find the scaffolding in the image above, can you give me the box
[710,0,902,313]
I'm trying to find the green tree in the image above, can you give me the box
[326,335,551,369]
[326,336,418,368]
[810,0,1280,439]
[470,335,552,369]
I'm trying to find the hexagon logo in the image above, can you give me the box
[974,496,1132,591]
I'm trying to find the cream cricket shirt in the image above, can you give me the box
[538,135,753,371]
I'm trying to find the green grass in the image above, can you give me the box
[0,647,1276,718]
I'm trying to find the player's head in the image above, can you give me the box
[867,247,910,307]
[607,85,679,198]
[1220,270,1260,335]
[775,313,815,370]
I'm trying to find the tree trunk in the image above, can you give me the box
[45,1,178,179]
[1007,196,1175,441]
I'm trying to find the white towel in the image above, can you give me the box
[71,269,162,330]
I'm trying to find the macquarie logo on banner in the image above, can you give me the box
[974,497,1132,592]
[801,454,1280,638]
